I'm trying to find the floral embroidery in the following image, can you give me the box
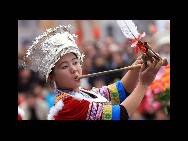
[107,84,120,104]
[99,86,110,101]
[55,92,69,105]
[86,103,93,120]
[87,102,103,120]
[102,104,112,120]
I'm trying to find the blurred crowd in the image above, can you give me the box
[18,20,170,120]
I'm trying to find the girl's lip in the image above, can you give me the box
[75,79,80,82]
[74,77,80,83]
[74,76,80,80]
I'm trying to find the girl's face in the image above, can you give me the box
[52,53,82,91]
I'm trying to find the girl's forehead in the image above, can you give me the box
[56,53,77,65]
[62,53,76,60]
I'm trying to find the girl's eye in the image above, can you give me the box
[62,66,68,69]
[73,60,79,65]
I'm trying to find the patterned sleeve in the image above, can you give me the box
[87,102,129,120]
[98,80,128,105]
[101,104,121,120]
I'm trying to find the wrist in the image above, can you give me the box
[137,81,148,89]
[128,68,140,76]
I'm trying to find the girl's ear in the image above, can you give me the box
[48,68,55,81]
[48,74,54,82]
[47,74,56,89]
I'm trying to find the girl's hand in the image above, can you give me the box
[132,56,143,66]
[138,57,163,87]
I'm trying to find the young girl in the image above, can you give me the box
[24,25,163,120]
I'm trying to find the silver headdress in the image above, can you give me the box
[24,25,85,81]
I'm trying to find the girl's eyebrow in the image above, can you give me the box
[72,57,78,61]
[59,57,77,66]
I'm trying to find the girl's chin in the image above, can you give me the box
[75,79,80,83]
[75,81,81,87]
[71,79,80,87]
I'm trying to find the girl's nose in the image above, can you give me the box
[70,65,77,74]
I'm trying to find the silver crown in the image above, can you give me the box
[24,25,85,81]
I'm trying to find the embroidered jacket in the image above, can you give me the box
[48,81,128,120]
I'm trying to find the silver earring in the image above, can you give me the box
[53,81,57,89]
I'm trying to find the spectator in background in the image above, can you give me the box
[84,41,98,60]
[44,85,55,109]
[90,20,101,41]
[18,39,31,59]
[98,44,111,65]
[153,31,170,63]
[106,24,114,38]
[121,39,136,65]
[154,108,169,120]
[18,67,44,93]
[19,83,49,120]
[18,68,32,93]
[88,54,109,86]
[75,20,84,46]
[110,51,127,82]
[18,106,25,120]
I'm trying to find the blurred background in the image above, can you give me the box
[18,20,170,120]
